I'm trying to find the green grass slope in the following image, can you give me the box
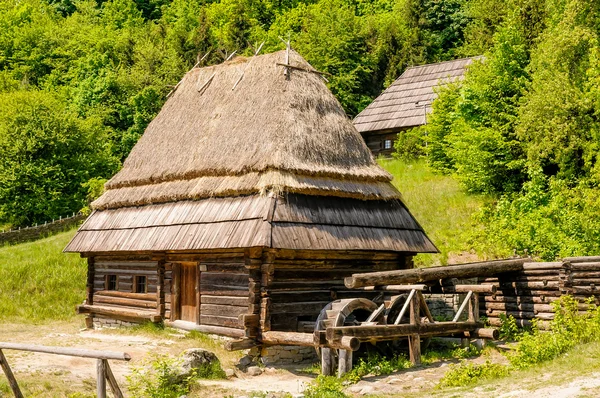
[380,158,505,266]
[0,229,85,322]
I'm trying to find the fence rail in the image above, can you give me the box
[0,342,131,398]
[0,212,86,246]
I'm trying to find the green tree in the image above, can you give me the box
[0,91,118,226]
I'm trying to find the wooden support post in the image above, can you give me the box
[0,349,23,398]
[86,257,95,305]
[196,263,201,325]
[321,348,334,376]
[104,359,124,398]
[409,291,421,365]
[157,260,165,319]
[247,248,264,338]
[97,358,107,398]
[468,292,479,322]
[394,289,416,325]
[338,349,352,378]
[418,291,434,323]
[171,264,180,321]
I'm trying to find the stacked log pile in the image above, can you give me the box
[480,256,600,328]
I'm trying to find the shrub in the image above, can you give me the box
[303,375,348,398]
[437,360,510,387]
[393,126,427,160]
[127,354,225,398]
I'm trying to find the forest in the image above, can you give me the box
[0,0,598,261]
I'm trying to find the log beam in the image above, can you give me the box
[345,258,527,288]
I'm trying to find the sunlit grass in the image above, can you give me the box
[0,228,85,322]
[379,158,506,266]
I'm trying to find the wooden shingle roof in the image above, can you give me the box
[353,57,480,133]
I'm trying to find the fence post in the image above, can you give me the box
[0,349,24,398]
[97,358,106,398]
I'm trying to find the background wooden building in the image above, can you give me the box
[65,50,436,338]
[353,57,479,157]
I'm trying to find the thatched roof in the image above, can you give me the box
[94,50,396,210]
[66,50,436,254]
[353,57,480,134]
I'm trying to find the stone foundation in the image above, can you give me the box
[92,316,138,329]
[245,345,318,366]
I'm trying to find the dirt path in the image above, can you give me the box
[1,322,600,397]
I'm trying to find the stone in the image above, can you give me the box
[359,386,375,395]
[238,355,253,368]
[225,368,236,378]
[176,348,220,381]
[247,366,263,376]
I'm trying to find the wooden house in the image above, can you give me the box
[353,57,480,157]
[65,50,436,339]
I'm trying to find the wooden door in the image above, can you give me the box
[180,264,198,323]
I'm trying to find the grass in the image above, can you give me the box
[379,158,507,266]
[0,228,85,322]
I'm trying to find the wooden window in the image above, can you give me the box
[134,275,147,293]
[384,139,392,149]
[105,275,118,291]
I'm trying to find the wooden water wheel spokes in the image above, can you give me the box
[314,298,383,376]
[385,291,433,351]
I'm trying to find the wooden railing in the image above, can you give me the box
[0,342,131,398]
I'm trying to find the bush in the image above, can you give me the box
[304,375,348,398]
[393,126,427,160]
[127,354,225,398]
[438,360,510,387]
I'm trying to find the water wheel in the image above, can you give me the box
[314,298,383,376]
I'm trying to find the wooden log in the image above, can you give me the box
[104,359,124,398]
[326,321,482,342]
[485,310,555,320]
[345,258,527,288]
[444,285,497,294]
[481,295,558,304]
[224,339,260,351]
[0,349,23,398]
[522,262,564,270]
[338,350,352,377]
[563,257,600,264]
[97,358,106,398]
[360,284,429,292]
[0,342,131,361]
[321,348,334,377]
[261,331,315,347]
[570,262,600,270]
[77,304,162,323]
[486,317,550,329]
[482,302,555,313]
[95,291,156,301]
[571,272,600,278]
[201,295,248,306]
[409,291,421,365]
[466,328,499,340]
[92,295,157,309]
[167,320,245,337]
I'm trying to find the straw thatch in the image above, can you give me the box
[94,50,395,210]
[354,57,481,134]
[66,50,437,254]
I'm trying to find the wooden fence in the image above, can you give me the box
[0,342,131,398]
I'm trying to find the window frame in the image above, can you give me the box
[105,274,118,291]
[134,275,147,293]
[383,139,393,149]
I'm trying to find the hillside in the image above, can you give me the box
[381,158,506,266]
[0,160,495,326]
[0,229,85,322]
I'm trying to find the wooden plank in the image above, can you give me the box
[201,304,247,317]
[224,339,260,351]
[0,349,23,398]
[326,321,482,342]
[104,359,124,398]
[93,295,157,309]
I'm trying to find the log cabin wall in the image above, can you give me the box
[164,251,249,333]
[91,256,159,313]
[264,250,413,332]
